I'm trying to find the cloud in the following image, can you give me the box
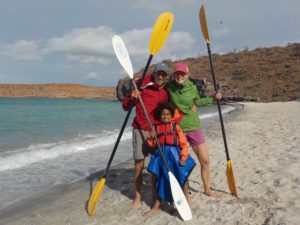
[67,55,111,66]
[1,26,199,71]
[119,29,198,61]
[83,71,101,81]
[47,26,115,65]
[213,26,230,39]
[153,31,198,61]
[46,26,174,67]
[121,28,151,56]
[2,40,43,61]
[110,29,199,71]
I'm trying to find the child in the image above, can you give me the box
[143,102,196,216]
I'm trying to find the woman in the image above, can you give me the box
[166,63,222,197]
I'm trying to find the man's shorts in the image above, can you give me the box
[132,128,151,160]
[185,129,206,148]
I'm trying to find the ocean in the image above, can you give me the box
[0,98,236,212]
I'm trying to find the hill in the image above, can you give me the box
[1,43,299,102]
[160,43,300,102]
[0,83,115,99]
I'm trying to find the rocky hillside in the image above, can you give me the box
[1,43,299,102]
[160,43,300,102]
[0,84,116,99]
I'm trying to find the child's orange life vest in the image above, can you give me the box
[155,121,179,146]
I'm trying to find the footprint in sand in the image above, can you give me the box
[274,178,281,187]
[273,177,289,187]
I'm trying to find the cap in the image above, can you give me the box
[153,63,170,75]
[173,63,189,74]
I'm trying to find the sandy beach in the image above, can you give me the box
[1,101,299,225]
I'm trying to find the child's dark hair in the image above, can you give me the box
[154,102,176,119]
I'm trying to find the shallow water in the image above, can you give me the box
[0,98,237,211]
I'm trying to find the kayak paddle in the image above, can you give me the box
[199,5,237,197]
[112,35,192,221]
[87,12,174,216]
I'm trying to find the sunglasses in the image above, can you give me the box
[174,72,187,77]
[155,71,168,77]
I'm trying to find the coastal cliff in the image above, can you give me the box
[0,84,116,100]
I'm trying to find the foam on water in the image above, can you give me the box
[0,128,133,211]
[199,105,236,119]
[0,128,132,172]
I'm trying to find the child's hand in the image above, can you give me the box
[179,158,186,166]
[149,129,156,138]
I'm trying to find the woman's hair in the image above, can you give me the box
[154,102,176,119]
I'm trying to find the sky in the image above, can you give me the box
[0,0,299,86]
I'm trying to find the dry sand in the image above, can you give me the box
[1,101,299,225]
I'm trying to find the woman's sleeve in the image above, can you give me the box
[176,125,188,161]
[193,86,214,107]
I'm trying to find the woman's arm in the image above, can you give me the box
[193,86,214,107]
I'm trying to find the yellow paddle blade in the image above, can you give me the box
[226,160,238,197]
[199,5,210,44]
[149,12,174,55]
[87,178,106,216]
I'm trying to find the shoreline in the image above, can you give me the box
[0,103,242,223]
[1,101,299,225]
[0,101,237,214]
[0,159,134,224]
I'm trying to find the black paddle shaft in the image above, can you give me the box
[102,55,153,179]
[206,43,230,161]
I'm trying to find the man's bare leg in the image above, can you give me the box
[130,159,144,208]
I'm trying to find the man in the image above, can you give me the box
[122,62,169,208]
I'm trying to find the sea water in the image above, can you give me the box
[0,98,236,212]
